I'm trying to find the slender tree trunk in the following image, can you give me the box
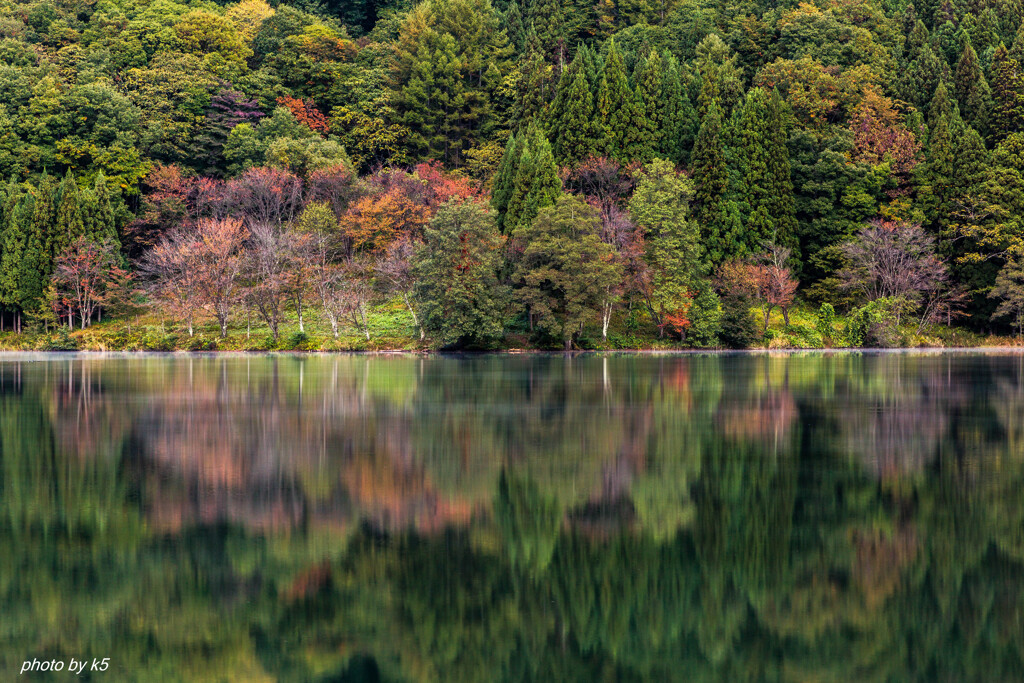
[297,299,304,333]
[359,302,370,341]
[401,293,424,340]
[602,300,612,341]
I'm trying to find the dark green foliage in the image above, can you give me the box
[692,102,740,266]
[718,292,757,348]
[955,40,992,134]
[990,43,1024,141]
[504,125,562,237]
[412,199,509,347]
[512,195,622,349]
[548,51,599,166]
[190,90,264,177]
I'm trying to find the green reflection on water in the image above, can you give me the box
[0,352,1022,682]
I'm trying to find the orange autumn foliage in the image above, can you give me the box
[340,187,429,253]
[276,95,330,135]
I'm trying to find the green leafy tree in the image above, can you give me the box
[513,195,622,349]
[412,199,509,347]
[629,159,705,339]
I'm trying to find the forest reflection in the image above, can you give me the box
[1,352,1022,682]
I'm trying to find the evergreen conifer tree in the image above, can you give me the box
[492,133,525,232]
[505,124,561,236]
[549,52,598,166]
[955,41,991,135]
[633,50,663,163]
[32,173,56,277]
[990,43,1024,141]
[595,39,641,163]
[766,89,798,260]
[658,54,696,165]
[0,179,25,316]
[692,102,738,265]
[54,170,84,257]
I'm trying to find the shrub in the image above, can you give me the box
[719,295,758,349]
[36,327,80,351]
[816,303,836,346]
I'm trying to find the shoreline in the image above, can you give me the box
[1,346,1023,357]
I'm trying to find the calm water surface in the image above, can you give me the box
[1,351,1022,682]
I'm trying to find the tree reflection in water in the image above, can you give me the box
[0,352,1022,681]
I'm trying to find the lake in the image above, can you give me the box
[1,351,1022,681]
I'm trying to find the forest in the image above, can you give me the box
[0,0,1023,348]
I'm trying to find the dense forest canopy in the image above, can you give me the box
[0,0,1023,347]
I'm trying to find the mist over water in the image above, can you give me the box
[1,352,1022,681]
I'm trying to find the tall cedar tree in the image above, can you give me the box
[955,40,991,135]
[549,50,599,166]
[633,50,663,164]
[596,40,644,163]
[990,43,1024,142]
[393,0,511,168]
[504,125,561,237]
[412,199,509,347]
[0,180,25,315]
[54,170,85,259]
[692,101,741,265]
[738,88,797,256]
[658,54,697,165]
[492,132,525,231]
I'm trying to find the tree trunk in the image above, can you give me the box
[402,293,424,341]
[220,318,228,338]
[602,300,612,341]
[782,306,790,326]
[359,302,370,341]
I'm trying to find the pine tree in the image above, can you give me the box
[596,39,641,163]
[989,43,1024,141]
[955,40,991,135]
[32,173,56,278]
[549,52,598,166]
[0,179,25,316]
[529,0,565,61]
[514,35,552,128]
[504,1,527,53]
[20,184,47,314]
[695,34,743,117]
[505,124,562,236]
[54,170,84,258]
[737,88,775,251]
[898,44,950,111]
[632,50,663,163]
[928,80,955,123]
[658,53,697,165]
[492,133,525,232]
[766,89,798,260]
[692,102,738,266]
[82,172,119,246]
[918,106,955,235]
